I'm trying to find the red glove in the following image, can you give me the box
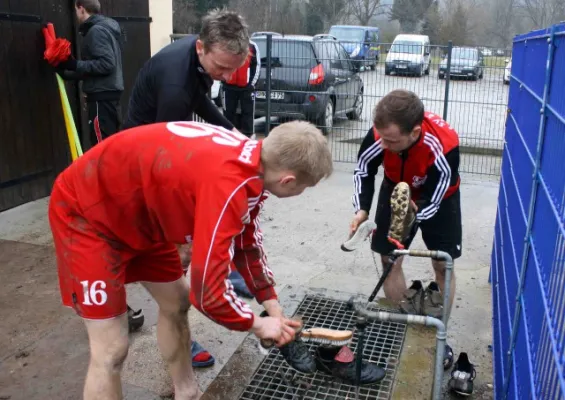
[42,22,72,67]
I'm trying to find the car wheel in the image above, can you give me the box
[316,99,334,135]
[385,68,391,76]
[438,72,445,80]
[347,91,363,120]
[479,70,484,79]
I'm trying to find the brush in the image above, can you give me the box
[259,315,353,351]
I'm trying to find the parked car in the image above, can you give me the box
[385,34,431,76]
[251,31,282,38]
[251,34,364,134]
[438,47,484,80]
[328,25,381,70]
[503,58,511,84]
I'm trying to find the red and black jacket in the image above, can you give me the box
[353,112,461,221]
[223,41,260,90]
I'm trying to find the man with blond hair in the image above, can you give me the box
[48,119,333,399]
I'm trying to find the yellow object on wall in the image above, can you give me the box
[56,73,83,160]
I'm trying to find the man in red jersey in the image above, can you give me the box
[48,120,333,400]
[349,89,461,370]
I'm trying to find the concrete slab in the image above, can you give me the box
[0,162,497,399]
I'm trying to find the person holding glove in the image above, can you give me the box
[55,0,124,150]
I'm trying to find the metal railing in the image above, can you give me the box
[490,22,565,399]
[254,35,510,176]
[170,32,510,175]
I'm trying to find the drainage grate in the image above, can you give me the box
[238,294,407,400]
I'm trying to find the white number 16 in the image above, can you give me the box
[80,280,108,306]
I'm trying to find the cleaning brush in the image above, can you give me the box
[259,315,353,350]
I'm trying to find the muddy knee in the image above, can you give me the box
[381,255,404,268]
[90,335,129,373]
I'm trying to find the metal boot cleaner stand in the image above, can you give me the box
[348,249,453,400]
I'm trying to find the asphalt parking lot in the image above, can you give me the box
[250,62,507,175]
[325,63,508,149]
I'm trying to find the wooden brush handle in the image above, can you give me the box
[300,328,353,341]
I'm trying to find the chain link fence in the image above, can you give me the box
[171,33,509,176]
[254,34,509,176]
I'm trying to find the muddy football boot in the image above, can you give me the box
[388,182,416,249]
[341,220,377,252]
[315,345,385,385]
[127,305,144,333]
[448,352,476,396]
[399,280,425,315]
[278,340,317,374]
[422,281,444,319]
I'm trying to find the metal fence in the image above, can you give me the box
[490,22,565,399]
[254,35,510,176]
[171,33,509,175]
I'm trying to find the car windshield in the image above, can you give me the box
[390,40,423,54]
[329,27,364,42]
[255,39,316,68]
[451,48,477,60]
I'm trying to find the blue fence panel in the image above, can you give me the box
[491,22,565,400]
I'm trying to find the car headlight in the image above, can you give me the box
[351,45,360,57]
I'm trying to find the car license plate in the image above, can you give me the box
[396,65,407,69]
[255,91,285,100]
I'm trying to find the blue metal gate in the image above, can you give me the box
[490,22,565,399]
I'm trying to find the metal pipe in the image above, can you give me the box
[443,41,453,121]
[265,34,272,137]
[351,305,446,400]
[392,249,454,329]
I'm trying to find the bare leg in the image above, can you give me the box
[142,277,201,400]
[432,260,456,322]
[83,313,130,400]
[380,255,408,304]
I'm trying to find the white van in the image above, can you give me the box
[385,34,431,77]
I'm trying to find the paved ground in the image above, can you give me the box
[0,163,497,399]
[252,61,508,176]
[342,62,510,150]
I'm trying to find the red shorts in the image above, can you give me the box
[48,182,184,320]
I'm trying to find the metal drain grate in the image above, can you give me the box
[238,295,407,400]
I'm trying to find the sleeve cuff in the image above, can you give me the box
[255,286,278,304]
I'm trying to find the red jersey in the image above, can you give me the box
[55,121,276,331]
[353,112,461,221]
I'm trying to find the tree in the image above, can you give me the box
[389,0,433,32]
[348,0,386,26]
[307,0,349,30]
[521,0,565,28]
[421,0,442,44]
[440,1,470,46]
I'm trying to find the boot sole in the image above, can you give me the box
[388,182,413,246]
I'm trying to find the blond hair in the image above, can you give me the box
[200,8,249,56]
[261,121,333,185]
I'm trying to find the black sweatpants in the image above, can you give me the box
[86,99,122,150]
[223,88,254,137]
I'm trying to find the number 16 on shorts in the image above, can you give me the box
[80,280,108,306]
